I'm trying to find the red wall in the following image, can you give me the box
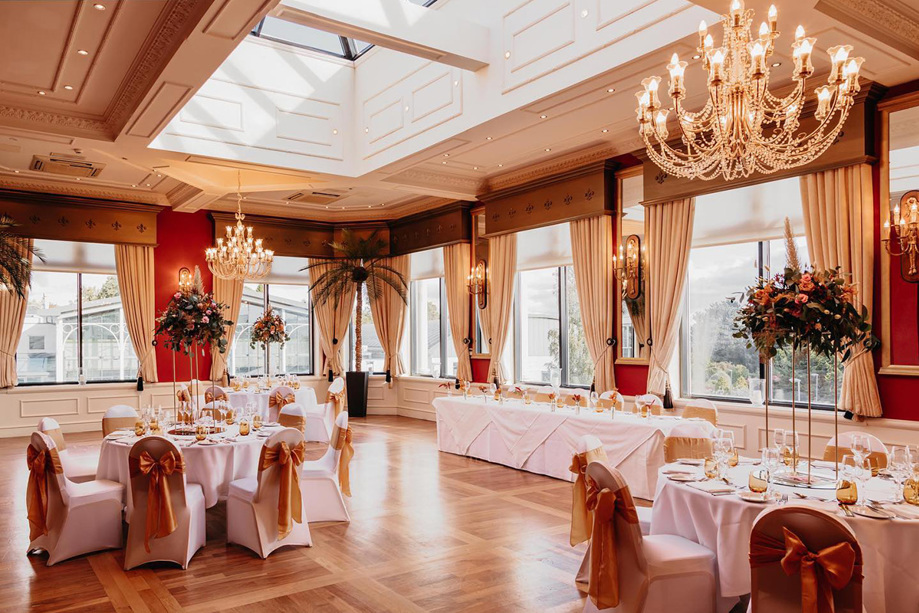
[153,209,214,383]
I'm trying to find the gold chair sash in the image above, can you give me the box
[26,444,63,541]
[259,441,306,539]
[750,527,860,613]
[823,446,888,474]
[568,446,610,546]
[663,436,714,463]
[204,389,227,403]
[327,392,344,418]
[278,413,305,432]
[597,398,622,411]
[333,426,354,497]
[682,405,718,426]
[565,395,587,407]
[586,483,640,610]
[129,450,185,552]
[102,416,138,436]
[268,391,296,411]
[176,388,191,402]
[535,393,554,403]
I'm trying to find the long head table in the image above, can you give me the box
[433,396,715,500]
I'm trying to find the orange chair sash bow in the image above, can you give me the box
[204,389,226,403]
[176,388,191,402]
[586,484,640,609]
[268,391,295,410]
[259,441,306,539]
[26,444,63,541]
[568,446,609,546]
[333,426,354,497]
[750,528,860,613]
[327,392,344,418]
[129,451,185,552]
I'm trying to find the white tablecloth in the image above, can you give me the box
[433,396,714,500]
[96,426,271,514]
[226,388,318,419]
[651,463,919,612]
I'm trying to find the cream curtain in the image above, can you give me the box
[800,164,881,418]
[308,258,356,378]
[646,198,695,395]
[626,298,649,359]
[570,216,616,392]
[443,243,473,381]
[485,233,517,382]
[0,239,33,388]
[369,255,409,386]
[208,276,244,385]
[114,245,158,383]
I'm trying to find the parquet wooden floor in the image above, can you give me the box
[4,416,599,612]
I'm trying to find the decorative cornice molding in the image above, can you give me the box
[0,106,111,139]
[0,175,168,206]
[815,0,919,60]
[384,168,483,196]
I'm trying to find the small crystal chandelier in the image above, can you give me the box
[636,0,864,181]
[205,173,273,281]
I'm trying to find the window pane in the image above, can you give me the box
[268,284,312,375]
[257,17,345,56]
[565,267,593,386]
[350,285,384,373]
[81,274,137,382]
[229,284,265,377]
[411,278,442,376]
[685,242,759,399]
[443,286,457,379]
[766,238,842,405]
[621,300,636,358]
[17,271,78,384]
[518,268,560,383]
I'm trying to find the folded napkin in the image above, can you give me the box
[687,481,735,495]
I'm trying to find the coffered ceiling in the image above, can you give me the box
[0,0,918,224]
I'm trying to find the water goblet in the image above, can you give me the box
[134,418,147,437]
[761,447,781,497]
[850,434,870,464]
[748,469,769,495]
[837,454,860,507]
[890,446,910,503]
[195,422,207,442]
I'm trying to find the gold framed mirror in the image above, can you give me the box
[615,165,648,364]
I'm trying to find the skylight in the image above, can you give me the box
[251,0,439,61]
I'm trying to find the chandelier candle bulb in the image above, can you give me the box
[730,0,744,27]
[828,45,852,82]
[699,20,708,47]
[768,4,777,32]
[667,53,687,95]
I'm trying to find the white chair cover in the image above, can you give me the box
[267,385,297,422]
[124,436,206,570]
[279,404,307,432]
[26,432,123,566]
[682,398,718,425]
[598,391,625,410]
[823,431,889,470]
[663,423,714,463]
[581,462,718,613]
[227,428,312,558]
[37,417,97,484]
[300,411,350,523]
[328,377,344,395]
[634,393,664,412]
[102,405,139,436]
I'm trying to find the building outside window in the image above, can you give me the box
[17,240,137,384]
[408,248,456,378]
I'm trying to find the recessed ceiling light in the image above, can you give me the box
[156,173,162,178]
[443,153,449,157]
[580,9,588,17]
[145,183,151,187]
[602,128,609,133]
[368,205,372,208]
[75,178,81,181]
[442,161,447,165]
[692,54,701,60]
[404,105,409,112]
[607,88,615,93]
[131,184,137,187]
[545,148,551,152]
[453,80,458,87]
[364,128,369,133]
[64,85,73,91]
[37,91,45,95]
[77,49,88,56]
[540,114,547,119]
[504,51,511,59]
[13,170,19,173]
[772,61,782,67]
[498,164,503,167]
[473,166,478,170]
[93,3,105,10]
[332,129,338,135]
[486,136,492,141]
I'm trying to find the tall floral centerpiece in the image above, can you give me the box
[734,220,875,479]
[250,306,289,378]
[155,267,232,415]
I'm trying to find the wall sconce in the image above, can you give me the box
[883,190,919,283]
[177,267,192,292]
[613,234,643,299]
[467,259,487,309]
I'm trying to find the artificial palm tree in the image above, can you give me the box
[304,229,406,372]
[0,216,40,299]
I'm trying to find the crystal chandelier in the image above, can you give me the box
[635,0,864,181]
[205,174,273,281]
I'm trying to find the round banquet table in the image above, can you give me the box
[650,462,919,613]
[96,425,279,517]
[225,387,318,419]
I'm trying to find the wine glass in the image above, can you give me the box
[590,391,599,409]
[761,447,781,497]
[748,378,765,407]
[715,429,738,467]
[890,446,910,503]
[549,367,561,391]
[850,434,870,463]
[713,436,734,480]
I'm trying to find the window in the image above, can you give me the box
[17,240,137,385]
[513,223,592,387]
[344,285,385,373]
[680,179,842,407]
[408,248,456,378]
[228,283,313,376]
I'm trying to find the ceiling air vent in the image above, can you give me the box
[30,154,105,178]
[286,190,344,205]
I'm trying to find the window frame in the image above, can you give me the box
[513,265,590,389]
[409,277,452,378]
[17,270,137,387]
[229,283,315,377]
[345,285,386,375]
[679,238,839,410]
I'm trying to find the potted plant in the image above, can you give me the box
[250,306,290,379]
[305,230,406,417]
[0,215,41,298]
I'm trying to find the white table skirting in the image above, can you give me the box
[96,426,268,515]
[433,396,714,500]
[651,462,919,613]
